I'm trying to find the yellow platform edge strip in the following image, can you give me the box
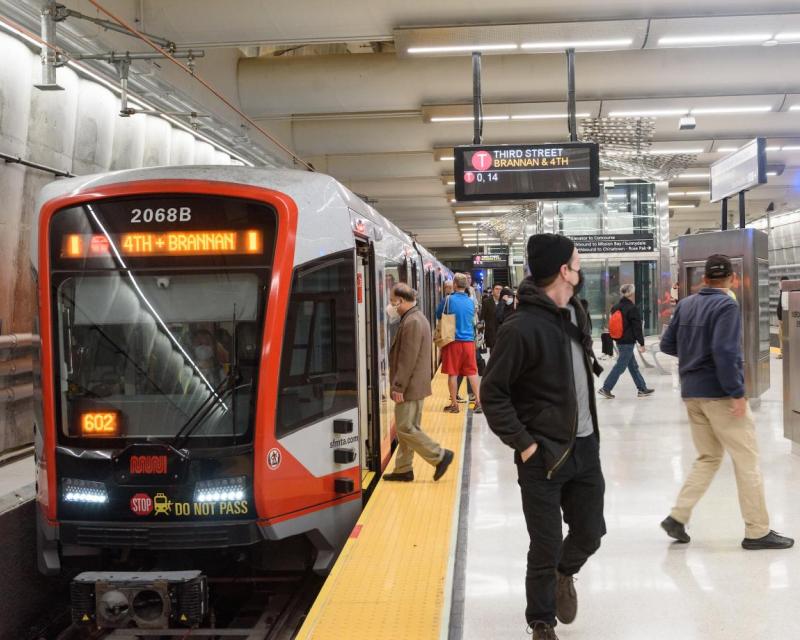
[296,372,467,640]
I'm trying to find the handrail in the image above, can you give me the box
[0,333,38,349]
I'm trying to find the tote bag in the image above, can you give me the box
[434,295,456,349]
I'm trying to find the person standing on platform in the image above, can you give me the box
[597,284,654,399]
[495,287,517,326]
[437,273,482,415]
[481,234,606,640]
[659,254,793,550]
[481,284,502,350]
[383,283,454,482]
[777,275,789,359]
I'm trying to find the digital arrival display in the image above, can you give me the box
[454,143,600,201]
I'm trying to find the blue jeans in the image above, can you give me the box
[602,343,648,392]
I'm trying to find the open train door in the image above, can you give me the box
[355,240,384,501]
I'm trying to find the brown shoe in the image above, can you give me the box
[555,571,577,624]
[444,404,459,413]
[527,622,559,639]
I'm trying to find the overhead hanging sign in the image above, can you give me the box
[710,137,767,203]
[454,142,600,201]
[570,233,655,254]
[473,253,509,267]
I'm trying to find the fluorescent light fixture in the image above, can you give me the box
[521,38,633,50]
[774,33,800,42]
[457,220,491,224]
[766,146,781,151]
[648,148,705,155]
[780,145,800,151]
[446,180,456,185]
[668,192,685,196]
[658,34,772,46]
[767,171,778,176]
[669,203,698,208]
[678,172,710,178]
[450,198,457,203]
[430,115,510,122]
[511,112,590,120]
[790,105,800,111]
[440,156,455,161]
[716,147,739,152]
[455,209,513,214]
[690,106,772,115]
[684,190,710,195]
[608,108,688,117]
[408,44,518,54]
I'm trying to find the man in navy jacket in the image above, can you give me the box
[659,254,793,550]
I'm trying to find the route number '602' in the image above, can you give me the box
[131,207,192,223]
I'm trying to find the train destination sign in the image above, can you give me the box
[570,233,655,254]
[62,229,263,258]
[455,143,600,201]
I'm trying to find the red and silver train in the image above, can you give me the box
[31,167,451,627]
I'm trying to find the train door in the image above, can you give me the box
[356,241,382,496]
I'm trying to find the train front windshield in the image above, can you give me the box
[48,194,276,447]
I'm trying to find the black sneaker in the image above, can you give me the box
[527,622,559,639]
[555,571,577,624]
[383,471,414,482]
[661,515,691,543]
[456,395,467,403]
[433,449,454,481]
[598,388,615,399]
[468,393,476,402]
[638,388,655,397]
[472,404,483,415]
[742,530,794,550]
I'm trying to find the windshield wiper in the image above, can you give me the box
[170,370,236,448]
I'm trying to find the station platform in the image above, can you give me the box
[296,372,467,640]
[300,354,799,639]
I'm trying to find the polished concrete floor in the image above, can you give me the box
[461,355,799,639]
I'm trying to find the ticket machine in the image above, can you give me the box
[677,228,770,398]
[781,279,800,451]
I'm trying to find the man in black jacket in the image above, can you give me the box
[481,234,606,640]
[598,284,654,398]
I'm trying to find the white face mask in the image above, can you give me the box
[505,298,513,306]
[386,303,401,323]
[194,345,214,361]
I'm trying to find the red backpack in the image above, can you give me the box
[608,308,625,340]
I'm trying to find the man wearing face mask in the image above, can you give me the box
[495,287,517,326]
[481,234,605,640]
[384,283,455,482]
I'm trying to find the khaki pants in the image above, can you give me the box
[671,398,770,539]
[393,399,443,473]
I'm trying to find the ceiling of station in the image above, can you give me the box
[34,1,800,246]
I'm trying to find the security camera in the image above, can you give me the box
[679,116,696,131]
[156,277,171,290]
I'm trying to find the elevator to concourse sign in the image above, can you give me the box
[454,142,600,201]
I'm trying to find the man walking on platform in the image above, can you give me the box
[437,273,482,414]
[597,284,654,398]
[482,234,606,640]
[659,254,793,550]
[383,283,454,483]
[481,283,502,350]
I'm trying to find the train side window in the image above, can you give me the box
[277,251,357,437]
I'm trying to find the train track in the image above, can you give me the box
[37,572,323,640]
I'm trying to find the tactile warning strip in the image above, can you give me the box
[296,373,466,640]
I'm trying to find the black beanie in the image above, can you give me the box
[527,234,576,279]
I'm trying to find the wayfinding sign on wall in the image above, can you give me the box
[455,143,600,201]
[710,138,767,203]
[571,233,655,254]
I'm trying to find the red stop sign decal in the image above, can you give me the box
[130,493,153,516]
[471,150,493,171]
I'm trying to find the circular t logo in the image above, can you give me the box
[471,151,493,171]
[463,172,476,184]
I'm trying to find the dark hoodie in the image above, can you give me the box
[481,278,600,479]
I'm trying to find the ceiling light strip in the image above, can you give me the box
[658,34,773,46]
[408,44,518,54]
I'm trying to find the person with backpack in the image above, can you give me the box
[597,284,654,399]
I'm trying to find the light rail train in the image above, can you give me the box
[31,167,451,628]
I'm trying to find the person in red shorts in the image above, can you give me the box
[436,273,482,414]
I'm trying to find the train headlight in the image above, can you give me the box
[193,477,246,503]
[63,478,109,504]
